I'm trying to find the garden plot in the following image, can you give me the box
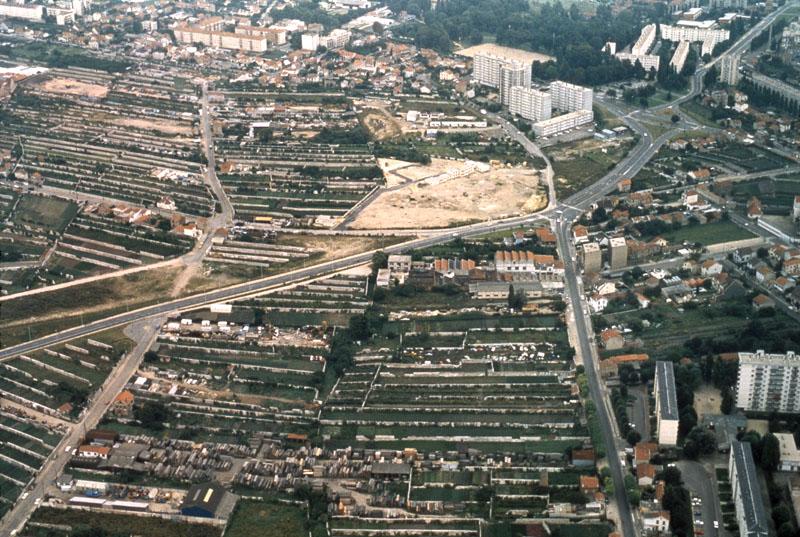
[50,210,194,273]
[218,166,381,226]
[0,330,130,418]
[329,518,480,537]
[321,334,585,454]
[212,91,382,226]
[244,273,370,327]
[207,237,313,269]
[2,69,213,217]
[0,411,63,517]
[113,328,327,441]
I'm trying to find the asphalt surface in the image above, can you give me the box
[678,460,724,537]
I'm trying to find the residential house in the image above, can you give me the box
[573,225,589,244]
[534,227,557,245]
[588,293,609,313]
[77,445,111,460]
[571,448,595,467]
[637,463,657,487]
[642,511,670,535]
[733,247,756,265]
[387,254,412,272]
[111,390,134,418]
[773,277,795,293]
[752,294,776,311]
[580,475,600,495]
[700,259,723,277]
[784,257,800,276]
[755,264,776,283]
[747,197,763,219]
[634,442,658,466]
[600,329,624,350]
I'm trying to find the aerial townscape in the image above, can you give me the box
[1,0,800,535]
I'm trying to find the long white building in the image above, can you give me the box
[509,86,552,122]
[632,23,657,56]
[670,41,690,73]
[661,23,729,57]
[736,350,800,413]
[532,110,593,137]
[0,2,44,21]
[729,441,769,537]
[615,52,661,71]
[550,80,593,112]
[655,360,679,446]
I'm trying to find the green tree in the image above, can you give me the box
[761,433,781,473]
[134,400,171,431]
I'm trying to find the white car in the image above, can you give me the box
[713,521,719,529]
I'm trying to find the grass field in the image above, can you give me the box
[12,196,78,232]
[225,501,306,537]
[661,220,755,245]
[550,138,636,199]
[28,507,221,537]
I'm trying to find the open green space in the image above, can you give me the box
[225,500,306,537]
[11,196,78,233]
[550,138,636,199]
[660,220,755,246]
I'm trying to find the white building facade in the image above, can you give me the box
[736,350,800,413]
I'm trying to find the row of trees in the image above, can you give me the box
[395,0,669,86]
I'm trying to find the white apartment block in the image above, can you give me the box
[532,109,593,137]
[473,52,532,88]
[655,361,679,447]
[661,23,729,56]
[0,2,44,21]
[550,81,593,113]
[729,441,769,537]
[174,27,270,52]
[670,41,690,72]
[301,33,320,51]
[615,52,661,71]
[322,29,351,50]
[509,86,552,122]
[632,23,657,55]
[720,54,740,85]
[609,236,628,271]
[736,350,800,413]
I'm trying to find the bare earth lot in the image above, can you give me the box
[351,158,545,229]
[111,117,194,136]
[36,77,109,99]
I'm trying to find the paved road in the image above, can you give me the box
[200,81,235,229]
[678,460,724,537]
[0,318,162,536]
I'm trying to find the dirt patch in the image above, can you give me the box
[360,109,402,140]
[37,77,109,99]
[693,384,721,421]
[275,234,408,263]
[170,262,200,298]
[350,159,545,229]
[112,117,193,136]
